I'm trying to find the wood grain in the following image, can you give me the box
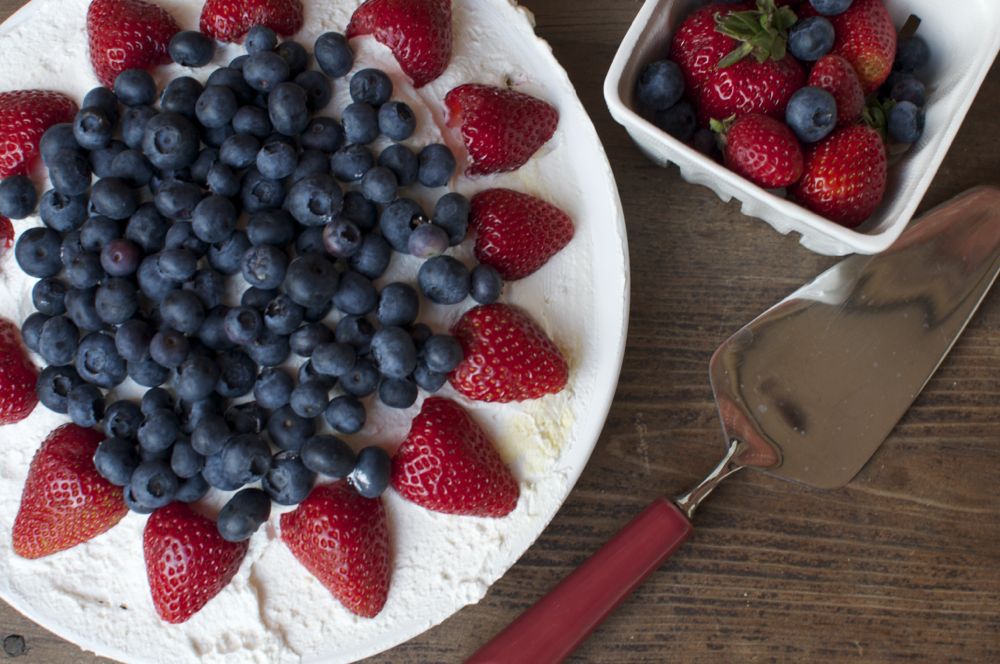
[2,1,999,662]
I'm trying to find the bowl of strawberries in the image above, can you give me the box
[605,0,1000,255]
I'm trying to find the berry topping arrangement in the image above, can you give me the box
[0,0,579,630]
[635,0,934,228]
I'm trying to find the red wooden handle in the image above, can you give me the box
[466,497,693,664]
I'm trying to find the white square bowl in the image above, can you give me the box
[604,0,1000,255]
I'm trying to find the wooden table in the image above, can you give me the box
[3,1,999,662]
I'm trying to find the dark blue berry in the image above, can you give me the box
[77,331,127,388]
[128,356,170,387]
[99,238,141,278]
[636,60,685,110]
[289,321,333,357]
[322,219,362,258]
[65,251,104,289]
[432,193,470,245]
[125,203,168,253]
[263,452,315,505]
[15,226,63,277]
[214,349,256,398]
[343,102,379,145]
[114,319,152,363]
[218,134,260,171]
[377,102,415,141]
[350,68,392,106]
[137,257,178,302]
[314,32,354,78]
[46,150,91,197]
[137,409,180,453]
[301,435,355,478]
[191,195,237,244]
[299,116,344,153]
[178,393,224,434]
[150,327,190,368]
[65,287,104,331]
[32,278,67,316]
[160,77,204,119]
[191,414,231,456]
[653,100,696,141]
[290,380,330,418]
[371,326,417,378]
[285,173,343,226]
[208,230,251,275]
[202,451,242,490]
[408,223,449,258]
[470,263,503,304]
[157,247,199,281]
[170,438,205,479]
[74,107,113,150]
[268,404,316,452]
[376,145,417,188]
[224,306,263,345]
[104,400,142,440]
[245,25,278,53]
[39,190,87,232]
[423,334,463,373]
[241,167,287,212]
[175,474,210,502]
[379,198,422,253]
[895,35,929,73]
[349,446,391,497]
[161,290,206,335]
[205,162,240,198]
[94,437,139,486]
[419,256,471,304]
[233,105,272,137]
[141,389,176,420]
[89,140,127,179]
[254,367,294,409]
[109,149,155,188]
[263,294,304,335]
[207,66,256,104]
[36,365,83,414]
[119,105,157,150]
[114,69,157,106]
[247,329,290,367]
[80,215,122,251]
[330,144,374,182]
[418,144,455,188]
[169,31,215,67]
[90,178,139,221]
[333,270,377,315]
[808,0,853,16]
[94,277,139,325]
[174,355,220,401]
[217,488,271,542]
[414,362,448,393]
[786,87,837,143]
[292,150,331,185]
[361,166,397,204]
[37,315,78,366]
[888,101,925,144]
[340,357,379,397]
[40,123,81,163]
[242,244,289,289]
[789,17,835,62]
[295,70,333,111]
[24,312,51,352]
[242,286,279,310]
[197,85,241,129]
[187,268,226,309]
[348,234,390,280]
[255,141,298,179]
[275,41,309,76]
[890,76,926,107]
[243,51,291,93]
[142,112,201,170]
[268,81,310,136]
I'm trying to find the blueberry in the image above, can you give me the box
[177,393,224,434]
[76,331,127,388]
[166,439,203,480]
[160,77,204,119]
[46,150,91,198]
[157,247,199,282]
[242,286,279,310]
[143,112,201,170]
[295,118,342,155]
[247,329,290,367]
[216,134,260,171]
[268,82,310,136]
[288,151,328,187]
[39,190,88,232]
[290,380,330,419]
[175,474,210,503]
[207,66,256,104]
[31,279,66,318]
[379,198,422,253]
[114,69,157,106]
[895,35,930,73]
[141,389,176,418]
[15,227,63,277]
[303,301,332,323]
[332,270,377,316]
[888,101,925,144]
[267,404,316,452]
[349,446,391,497]
[226,402,267,436]
[65,287,105,332]
[413,362,448,392]
[94,277,139,325]
[241,167,287,212]
[371,326,418,379]
[245,25,278,53]
[190,414,230,456]
[408,223,449,258]
[348,234,391,281]
[653,100,696,141]
[465,265,504,306]
[285,173,343,227]
[101,401,141,441]
[81,214,123,250]
[329,144,374,183]
[307,344,352,380]
[890,76,927,107]
[93,437,139,486]
[315,32,354,78]
[418,144,456,188]
[253,141,297,180]
[262,452,316,505]
[149,328,190,369]
[113,321,151,366]
[186,268,225,310]
[301,435,355,478]
[224,306,263,345]
[98,238,140,278]
[128,356,170,387]
[136,257,177,303]
[786,87,838,143]
[197,306,234,352]
[201,451,243,490]
[361,166,398,204]
[295,70,333,111]
[423,334,464,373]
[340,357,379,397]
[808,0,853,15]
[636,60,685,111]
[109,149,155,188]
[201,123,237,149]
[289,321,333,357]
[431,193,470,246]
[36,365,83,414]
[343,102,380,145]
[204,231,247,277]
[335,314,375,351]
[243,51,291,93]
[37,315,78,366]
[350,68,392,106]
[74,107,113,150]
[263,294,304,335]
[137,409,180,454]
[251,368,290,410]
[65,251,105,289]
[41,123,81,164]
[198,163,235,198]
[218,488,271,542]
[372,102,416,143]
[89,140,128,179]
[125,203,168,253]
[173,355,219,402]
[21,315,47,356]
[789,17,835,62]
[232,105,272,138]
[213,349,255,399]
[317,221,359,261]
[275,41,310,76]
[419,256,471,304]
[378,143,419,186]
[169,30,215,67]
[0,176,36,220]
[189,194,237,244]
[242,244,289,290]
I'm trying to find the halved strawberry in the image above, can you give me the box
[392,398,519,517]
[0,318,38,425]
[280,482,390,618]
[808,54,865,127]
[347,0,452,88]
[200,0,305,44]
[469,189,574,281]
[713,114,804,189]
[792,123,887,228]
[144,502,249,624]
[87,0,180,87]
[445,84,559,176]
[12,424,127,559]
[449,303,568,403]
[0,90,77,178]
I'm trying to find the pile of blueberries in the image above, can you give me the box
[0,25,504,542]
[879,33,930,145]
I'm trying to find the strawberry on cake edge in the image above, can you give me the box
[0,0,628,662]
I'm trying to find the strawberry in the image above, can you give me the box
[808,54,865,127]
[803,0,896,94]
[280,482,390,618]
[200,0,304,44]
[792,124,887,228]
[12,424,127,559]
[0,318,38,425]
[449,303,568,403]
[445,84,559,176]
[0,216,12,251]
[144,502,249,624]
[695,55,804,125]
[87,0,180,87]
[0,90,77,178]
[469,189,574,281]
[713,114,803,189]
[391,398,519,518]
[669,3,752,91]
[347,0,452,88]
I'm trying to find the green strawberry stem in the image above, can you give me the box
[863,99,894,143]
[714,0,798,68]
[709,115,737,148]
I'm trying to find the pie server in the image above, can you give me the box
[467,186,1000,663]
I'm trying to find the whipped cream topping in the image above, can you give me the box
[0,1,628,662]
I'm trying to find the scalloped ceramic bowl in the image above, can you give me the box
[605,0,1000,256]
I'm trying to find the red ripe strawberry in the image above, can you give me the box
[87,0,180,87]
[144,502,249,624]
[803,0,896,94]
[792,124,887,228]
[469,189,574,281]
[12,424,127,559]
[670,2,751,91]
[0,90,77,178]
[696,55,804,125]
[392,398,519,517]
[0,318,38,425]
[449,303,568,403]
[200,0,304,44]
[445,84,559,176]
[0,216,12,252]
[280,482,390,618]
[347,0,452,88]
[809,54,865,127]
[715,114,803,189]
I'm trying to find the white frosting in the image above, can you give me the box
[0,1,628,662]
